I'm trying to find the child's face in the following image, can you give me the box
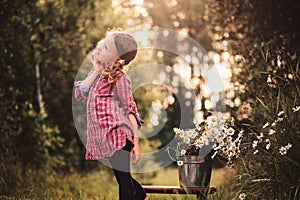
[94,35,119,63]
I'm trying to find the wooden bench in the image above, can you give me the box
[142,185,217,200]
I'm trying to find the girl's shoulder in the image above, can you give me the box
[114,73,133,89]
[117,72,131,82]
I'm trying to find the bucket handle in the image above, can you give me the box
[166,146,207,163]
[166,146,177,161]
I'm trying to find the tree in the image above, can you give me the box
[0,0,125,194]
[0,0,63,193]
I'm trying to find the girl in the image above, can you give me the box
[74,31,148,200]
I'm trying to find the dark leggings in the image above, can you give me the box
[108,140,147,200]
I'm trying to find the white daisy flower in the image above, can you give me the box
[207,116,218,126]
[203,138,209,146]
[179,130,186,138]
[195,137,204,148]
[173,127,180,134]
[279,146,287,155]
[265,139,271,150]
[257,132,264,141]
[183,136,190,144]
[268,129,275,135]
[226,127,235,136]
[252,140,258,149]
[217,138,225,146]
[292,106,300,112]
[285,143,292,150]
[238,193,246,200]
[191,129,198,138]
[267,75,272,83]
[195,123,202,131]
[181,149,186,155]
[277,111,284,117]
[262,122,270,129]
[277,117,283,122]
[177,160,183,166]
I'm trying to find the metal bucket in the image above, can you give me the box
[177,155,212,188]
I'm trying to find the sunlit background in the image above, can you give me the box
[111,1,237,130]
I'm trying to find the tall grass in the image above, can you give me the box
[229,36,300,199]
[3,166,234,199]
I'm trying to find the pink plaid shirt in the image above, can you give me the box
[74,71,143,160]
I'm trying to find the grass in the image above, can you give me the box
[7,166,235,199]
[142,166,235,186]
[140,166,235,200]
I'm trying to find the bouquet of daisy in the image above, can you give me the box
[172,114,244,165]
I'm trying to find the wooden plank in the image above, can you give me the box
[142,185,217,194]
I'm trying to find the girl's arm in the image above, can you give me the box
[80,59,104,88]
[80,69,101,88]
[115,74,144,128]
[74,59,103,101]
[115,74,144,164]
[129,114,139,144]
[129,113,141,165]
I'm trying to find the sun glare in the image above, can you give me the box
[113,0,143,6]
[131,0,144,5]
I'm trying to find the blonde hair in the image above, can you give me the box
[101,32,138,83]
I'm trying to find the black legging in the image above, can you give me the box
[108,140,147,200]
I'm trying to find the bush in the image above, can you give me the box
[232,35,300,199]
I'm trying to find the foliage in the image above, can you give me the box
[0,0,65,193]
[234,41,300,200]
[205,0,300,199]
[0,0,126,195]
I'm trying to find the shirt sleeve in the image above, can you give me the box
[73,69,94,101]
[74,81,90,101]
[115,74,144,129]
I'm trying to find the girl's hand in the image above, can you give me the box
[91,50,104,73]
[131,143,141,165]
[92,58,104,73]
